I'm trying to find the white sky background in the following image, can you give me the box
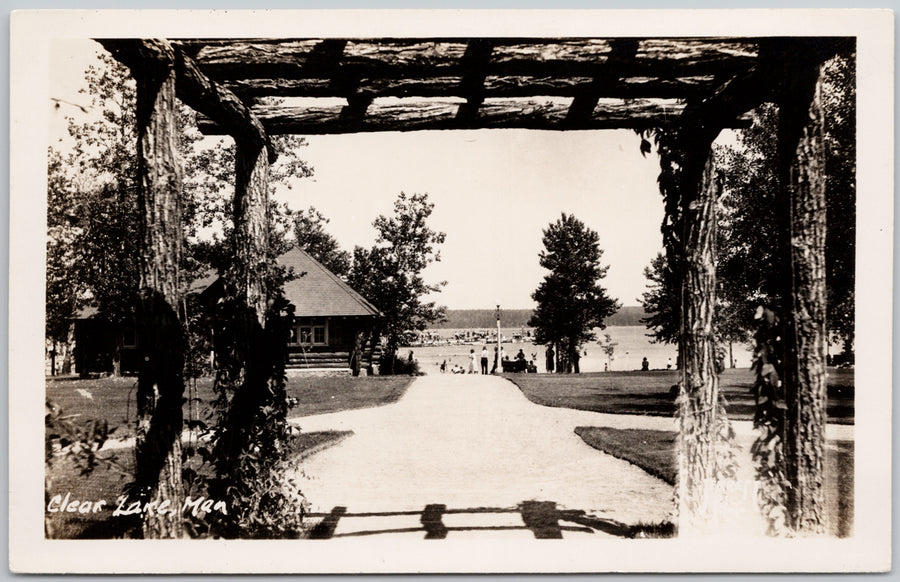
[49,39,676,310]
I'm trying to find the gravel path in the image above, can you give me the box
[291,374,675,538]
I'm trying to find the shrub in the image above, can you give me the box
[379,354,422,376]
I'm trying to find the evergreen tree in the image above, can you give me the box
[528,213,620,373]
[639,252,680,344]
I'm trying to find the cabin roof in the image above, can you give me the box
[278,247,380,318]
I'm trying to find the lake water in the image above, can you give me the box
[405,326,755,375]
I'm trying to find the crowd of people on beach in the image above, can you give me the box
[435,346,677,374]
[439,346,537,374]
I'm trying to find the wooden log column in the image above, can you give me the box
[777,63,828,535]
[133,54,186,539]
[233,141,271,325]
[677,154,723,528]
[671,142,735,536]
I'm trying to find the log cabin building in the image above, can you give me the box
[65,248,381,376]
[68,306,140,376]
[275,247,381,373]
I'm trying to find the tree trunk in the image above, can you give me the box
[233,142,271,326]
[62,323,75,374]
[112,334,123,377]
[351,327,364,376]
[214,141,272,465]
[133,62,186,539]
[676,154,731,536]
[777,64,828,535]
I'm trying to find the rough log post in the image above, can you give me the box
[777,63,828,535]
[233,141,271,325]
[676,153,731,536]
[133,56,186,539]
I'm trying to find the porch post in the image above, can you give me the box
[133,49,186,539]
[777,62,829,535]
[234,141,271,325]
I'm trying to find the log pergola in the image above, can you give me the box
[97,36,852,538]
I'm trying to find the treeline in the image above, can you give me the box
[431,306,648,329]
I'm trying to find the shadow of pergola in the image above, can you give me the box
[307,500,635,539]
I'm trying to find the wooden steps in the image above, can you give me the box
[286,350,380,369]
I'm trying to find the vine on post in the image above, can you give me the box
[750,305,790,535]
[182,259,307,538]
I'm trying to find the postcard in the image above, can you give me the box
[9,8,893,573]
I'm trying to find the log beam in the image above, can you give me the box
[218,74,722,100]
[197,97,750,134]
[566,38,638,125]
[97,39,277,163]
[455,39,493,126]
[182,38,759,81]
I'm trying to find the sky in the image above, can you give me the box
[49,39,669,310]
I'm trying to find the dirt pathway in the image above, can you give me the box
[291,374,674,539]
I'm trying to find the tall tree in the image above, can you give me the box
[639,53,855,358]
[347,192,446,373]
[46,150,83,374]
[292,206,351,277]
[639,252,680,345]
[641,250,750,367]
[528,213,620,373]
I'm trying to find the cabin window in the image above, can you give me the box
[122,327,137,348]
[292,323,328,347]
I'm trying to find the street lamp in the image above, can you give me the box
[495,304,501,374]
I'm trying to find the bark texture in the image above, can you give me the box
[233,142,271,325]
[220,74,720,100]
[779,66,828,535]
[186,38,757,81]
[197,97,750,135]
[97,39,276,163]
[134,63,186,539]
[675,155,734,536]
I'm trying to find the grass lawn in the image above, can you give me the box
[45,430,353,539]
[45,374,415,439]
[285,375,413,417]
[44,373,412,539]
[506,367,854,424]
[575,426,854,538]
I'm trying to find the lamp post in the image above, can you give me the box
[495,304,501,374]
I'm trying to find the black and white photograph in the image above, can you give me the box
[9,8,893,573]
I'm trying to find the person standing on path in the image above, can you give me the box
[468,349,477,374]
[480,346,489,374]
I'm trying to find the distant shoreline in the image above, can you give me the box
[430,306,648,329]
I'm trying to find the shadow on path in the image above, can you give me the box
[307,500,634,539]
